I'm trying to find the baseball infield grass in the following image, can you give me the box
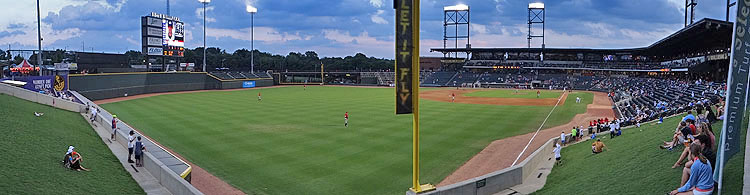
[102,86,592,195]
[534,115,745,195]
[0,94,144,194]
[464,89,562,99]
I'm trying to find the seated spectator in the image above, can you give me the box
[673,121,696,168]
[592,139,608,154]
[683,111,696,122]
[680,135,716,187]
[670,144,713,195]
[62,145,74,168]
[69,151,89,171]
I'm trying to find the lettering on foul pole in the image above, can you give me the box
[395,0,413,115]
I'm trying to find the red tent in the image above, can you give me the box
[19,59,33,67]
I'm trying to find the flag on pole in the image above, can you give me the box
[714,1,750,192]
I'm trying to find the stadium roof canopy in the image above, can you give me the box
[430,18,732,58]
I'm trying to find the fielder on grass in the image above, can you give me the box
[344,112,349,127]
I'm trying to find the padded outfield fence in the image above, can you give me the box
[70,72,273,100]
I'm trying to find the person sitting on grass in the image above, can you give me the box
[669,144,713,195]
[552,141,562,165]
[673,121,696,168]
[592,139,608,154]
[69,151,89,171]
[679,135,716,187]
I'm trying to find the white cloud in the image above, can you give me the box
[471,23,488,34]
[583,22,615,37]
[321,29,393,57]
[0,0,86,32]
[0,24,82,47]
[370,10,389,24]
[208,27,305,43]
[665,0,686,14]
[195,6,217,23]
[369,0,384,8]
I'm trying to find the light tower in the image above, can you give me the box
[443,4,470,59]
[685,0,697,26]
[198,0,210,72]
[246,5,257,73]
[527,2,545,62]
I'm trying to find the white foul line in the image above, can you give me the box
[511,92,565,166]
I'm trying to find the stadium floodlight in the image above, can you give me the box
[199,0,210,72]
[444,4,469,11]
[247,5,257,73]
[528,2,544,9]
[246,5,257,13]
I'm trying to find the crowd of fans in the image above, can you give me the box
[555,83,725,194]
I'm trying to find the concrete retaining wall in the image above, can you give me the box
[411,131,581,195]
[71,91,203,195]
[0,83,85,113]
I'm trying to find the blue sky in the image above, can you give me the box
[0,0,736,59]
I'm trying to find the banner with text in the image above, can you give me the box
[394,0,414,114]
[721,0,750,162]
[19,75,68,92]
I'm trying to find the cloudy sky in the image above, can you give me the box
[0,0,736,59]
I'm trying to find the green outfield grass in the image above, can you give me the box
[534,115,745,194]
[101,86,593,195]
[464,89,562,99]
[0,94,143,194]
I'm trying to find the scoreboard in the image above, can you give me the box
[141,12,185,57]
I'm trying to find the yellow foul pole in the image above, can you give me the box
[411,0,421,191]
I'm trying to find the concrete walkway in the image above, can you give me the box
[82,113,172,195]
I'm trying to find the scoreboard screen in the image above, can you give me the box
[142,12,185,57]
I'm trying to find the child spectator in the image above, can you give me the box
[134,136,146,167]
[553,142,562,165]
[560,131,566,146]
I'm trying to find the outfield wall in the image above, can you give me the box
[70,72,273,100]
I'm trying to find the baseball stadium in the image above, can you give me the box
[1,1,749,195]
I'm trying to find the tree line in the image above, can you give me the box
[143,47,395,72]
[1,48,395,72]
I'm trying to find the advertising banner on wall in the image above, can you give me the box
[242,81,256,88]
[18,75,68,92]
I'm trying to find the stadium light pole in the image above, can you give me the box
[247,5,257,73]
[36,0,42,76]
[199,0,210,72]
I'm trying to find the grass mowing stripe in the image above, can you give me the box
[102,86,595,195]
[0,94,143,194]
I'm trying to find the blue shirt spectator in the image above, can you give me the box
[677,158,713,192]
[683,112,695,122]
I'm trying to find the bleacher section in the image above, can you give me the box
[210,71,272,80]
